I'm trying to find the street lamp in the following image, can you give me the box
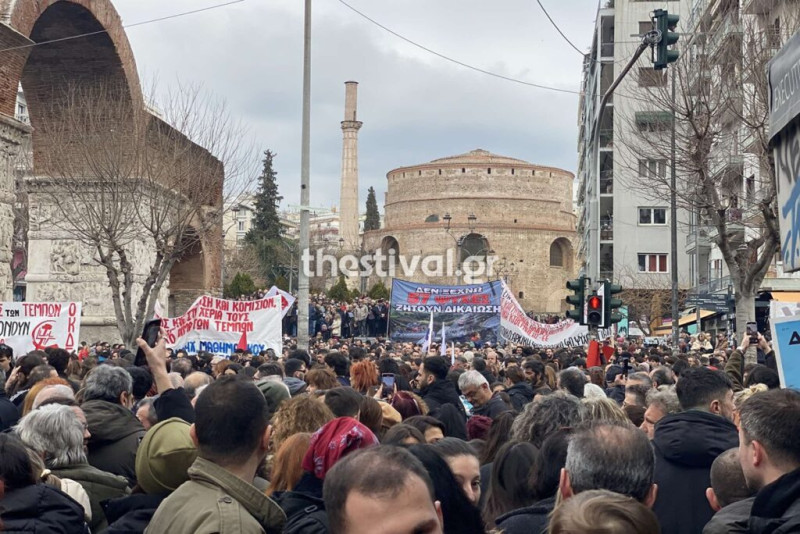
[468,213,477,232]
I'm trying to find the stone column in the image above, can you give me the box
[0,114,30,301]
[339,81,362,254]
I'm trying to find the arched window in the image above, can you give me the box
[550,241,564,267]
[380,236,400,269]
[459,233,490,264]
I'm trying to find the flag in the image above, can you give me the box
[451,341,455,366]
[586,340,602,368]
[237,330,248,352]
[421,312,434,354]
[440,323,447,357]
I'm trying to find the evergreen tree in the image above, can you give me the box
[328,275,352,302]
[246,150,283,244]
[368,282,390,300]
[224,272,256,298]
[364,186,380,231]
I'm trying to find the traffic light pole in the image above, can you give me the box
[588,36,656,282]
[670,66,680,352]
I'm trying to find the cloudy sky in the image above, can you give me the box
[115,0,600,211]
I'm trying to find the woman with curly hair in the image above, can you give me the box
[304,368,339,393]
[349,360,378,394]
[270,395,334,452]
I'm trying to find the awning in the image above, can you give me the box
[652,310,719,335]
[769,291,800,302]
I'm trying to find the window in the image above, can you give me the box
[638,253,668,273]
[550,241,564,267]
[518,291,524,299]
[638,21,653,35]
[237,221,245,232]
[711,259,723,280]
[638,68,667,87]
[638,159,667,179]
[638,207,667,225]
[635,111,673,132]
[488,168,492,174]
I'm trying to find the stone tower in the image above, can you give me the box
[339,81,362,252]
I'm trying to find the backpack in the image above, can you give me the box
[282,503,329,534]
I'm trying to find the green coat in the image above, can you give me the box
[51,463,130,532]
[145,457,285,534]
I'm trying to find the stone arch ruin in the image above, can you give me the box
[0,0,221,341]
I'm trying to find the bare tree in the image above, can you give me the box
[617,4,799,334]
[26,82,257,346]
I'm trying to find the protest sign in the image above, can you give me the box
[162,295,282,356]
[770,314,800,388]
[265,286,296,318]
[499,284,611,348]
[389,279,502,344]
[0,302,81,354]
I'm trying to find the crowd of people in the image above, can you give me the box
[0,324,797,534]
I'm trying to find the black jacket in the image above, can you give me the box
[472,393,509,419]
[0,388,20,432]
[703,497,753,534]
[276,472,328,534]
[420,379,466,419]
[506,382,534,412]
[0,483,89,534]
[749,467,800,534]
[101,492,167,534]
[652,410,739,534]
[495,496,556,534]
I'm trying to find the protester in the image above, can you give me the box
[383,423,426,446]
[405,415,446,444]
[548,489,662,534]
[458,370,507,419]
[16,403,130,531]
[510,391,585,448]
[738,388,800,533]
[703,448,755,534]
[0,433,89,533]
[147,376,286,533]
[481,441,538,529]
[431,437,482,507]
[418,356,467,417]
[504,365,534,411]
[641,385,681,440]
[557,367,585,398]
[81,365,146,485]
[652,367,738,534]
[324,446,444,534]
[266,432,312,497]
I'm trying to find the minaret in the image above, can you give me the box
[339,81,362,252]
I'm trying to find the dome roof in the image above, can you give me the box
[428,148,532,166]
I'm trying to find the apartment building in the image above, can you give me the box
[577,0,693,291]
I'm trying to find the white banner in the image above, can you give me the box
[0,302,81,354]
[499,284,611,348]
[162,295,282,356]
[265,286,296,318]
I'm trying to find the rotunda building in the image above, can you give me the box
[363,149,577,313]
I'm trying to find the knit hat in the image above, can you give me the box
[135,417,198,494]
[255,379,290,418]
[467,415,492,440]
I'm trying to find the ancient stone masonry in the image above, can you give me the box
[364,149,577,313]
[0,0,222,342]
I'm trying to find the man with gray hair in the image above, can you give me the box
[559,420,657,508]
[16,403,130,531]
[640,386,681,440]
[81,365,145,485]
[457,369,507,419]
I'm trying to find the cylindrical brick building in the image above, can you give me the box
[364,149,577,313]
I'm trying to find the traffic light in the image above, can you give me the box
[604,281,623,327]
[586,292,604,327]
[566,277,586,324]
[653,9,680,70]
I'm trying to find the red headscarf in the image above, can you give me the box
[301,417,379,480]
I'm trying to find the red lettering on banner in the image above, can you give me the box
[68,302,77,316]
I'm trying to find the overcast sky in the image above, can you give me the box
[115,0,600,211]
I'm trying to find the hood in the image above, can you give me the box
[652,410,739,468]
[283,377,307,396]
[508,382,534,395]
[82,399,145,442]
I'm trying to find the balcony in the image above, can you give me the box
[685,226,712,253]
[706,209,744,243]
[692,276,732,295]
[599,129,613,149]
[720,93,743,126]
[710,153,744,178]
[708,10,743,60]
[600,171,613,195]
[600,217,613,242]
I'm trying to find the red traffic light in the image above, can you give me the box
[588,295,602,309]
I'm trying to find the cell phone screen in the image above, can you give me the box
[134,319,162,367]
[381,373,395,391]
[746,322,757,335]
